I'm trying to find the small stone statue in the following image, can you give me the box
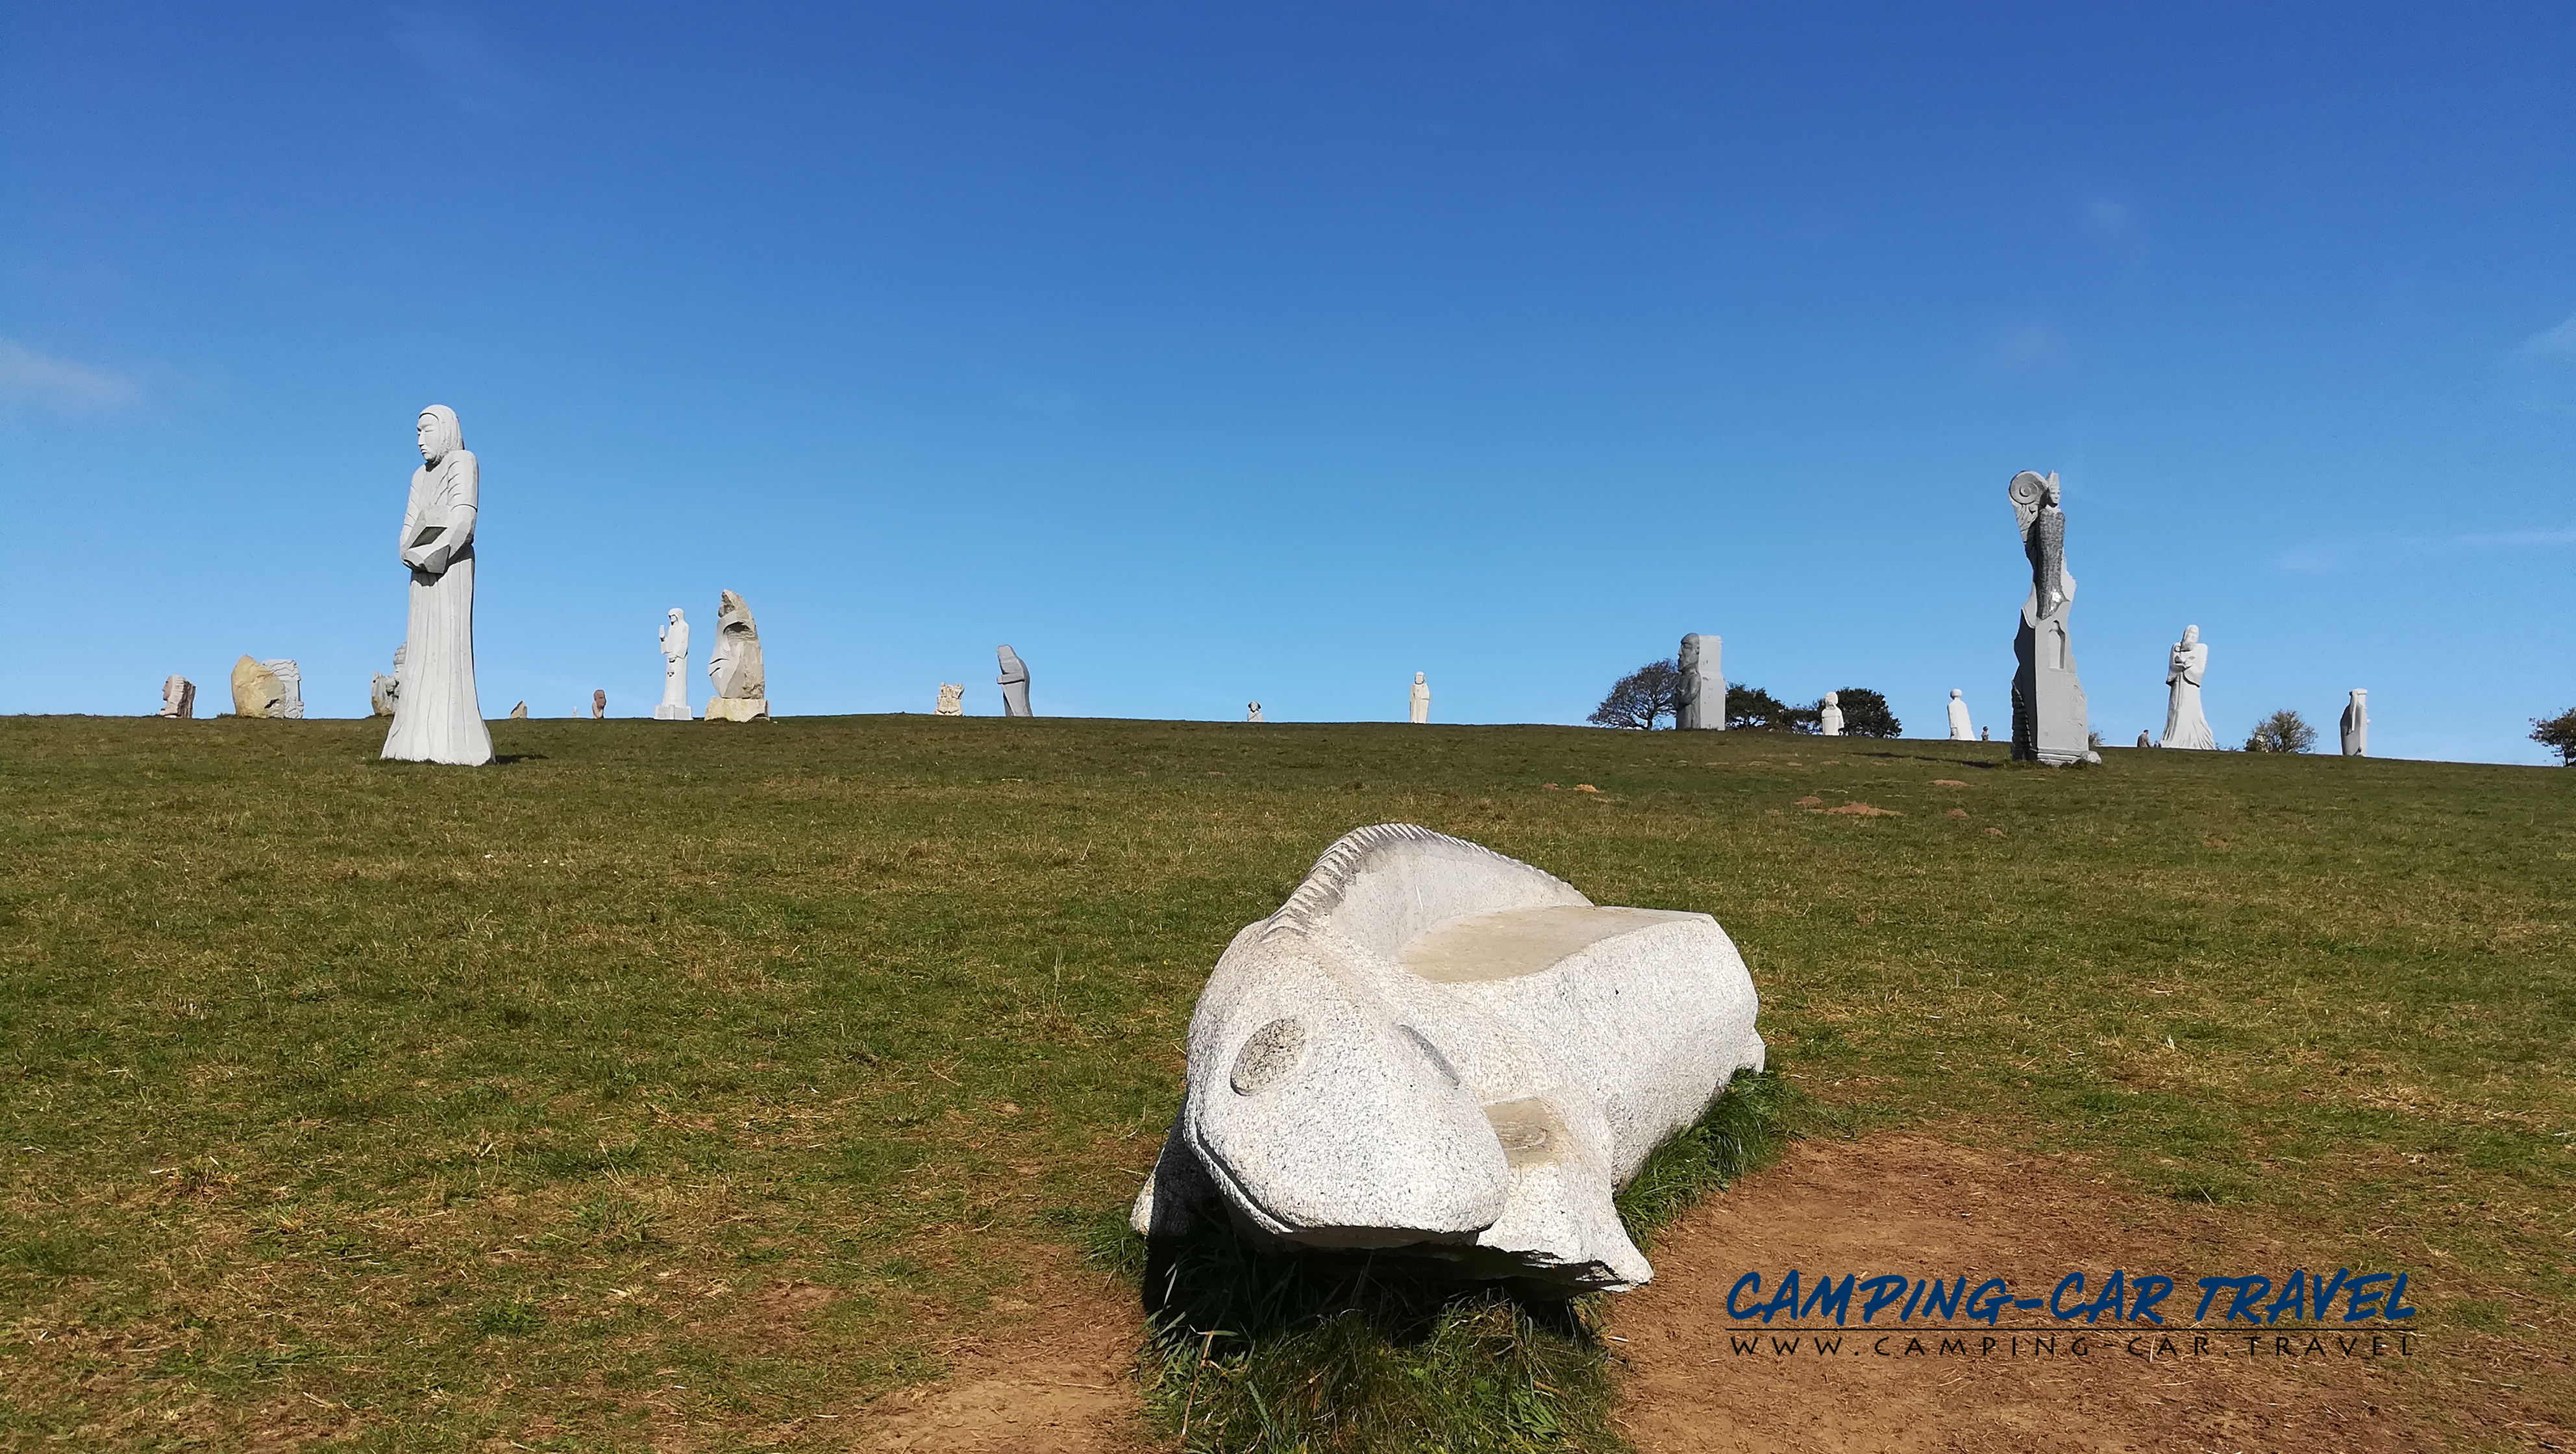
[1678,634,1725,730]
[158,675,195,719]
[382,404,491,765]
[705,590,769,721]
[369,646,404,717]
[2341,690,2369,757]
[230,656,290,718]
[1946,689,1974,742]
[1247,701,1264,723]
[935,683,965,716]
[2159,625,2216,750]
[1409,672,1430,724]
[656,609,691,721]
[266,660,305,719]
[1818,691,1844,737]
[2006,470,2097,765]
[508,701,528,719]
[591,689,606,720]
[997,646,1033,717]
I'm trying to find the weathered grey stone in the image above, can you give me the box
[1818,691,1844,737]
[1946,689,1974,742]
[2342,690,2369,756]
[935,683,964,716]
[2007,471,2097,765]
[656,609,692,720]
[264,660,305,720]
[706,590,767,721]
[1678,635,1724,731]
[2161,625,2215,750]
[1130,823,1766,1293]
[370,646,404,718]
[1409,672,1430,724]
[997,646,1032,717]
[508,700,528,720]
[382,405,489,764]
[159,675,195,719]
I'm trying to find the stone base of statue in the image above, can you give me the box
[2011,619,2098,765]
[706,696,769,722]
[654,703,692,721]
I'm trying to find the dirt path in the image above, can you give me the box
[1607,1135,2571,1453]
[852,1250,1148,1453]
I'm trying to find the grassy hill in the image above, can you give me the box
[2,714,2568,1449]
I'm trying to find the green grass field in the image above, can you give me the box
[2,714,2569,1450]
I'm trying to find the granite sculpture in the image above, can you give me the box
[656,610,691,720]
[2007,470,2096,765]
[2160,625,2216,750]
[230,656,287,718]
[1946,689,1974,742]
[508,701,528,719]
[935,683,965,716]
[2342,690,2370,757]
[591,689,606,720]
[266,660,306,719]
[705,590,769,722]
[382,405,491,765]
[1409,672,1430,724]
[1678,634,1725,731]
[1818,692,1844,737]
[1130,822,1766,1293]
[370,647,404,718]
[1248,701,1265,723]
[158,676,195,719]
[997,646,1032,717]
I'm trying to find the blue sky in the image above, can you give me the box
[5,3,2571,761]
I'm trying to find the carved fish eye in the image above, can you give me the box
[1230,1017,1306,1095]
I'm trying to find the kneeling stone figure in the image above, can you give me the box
[1132,823,1765,1293]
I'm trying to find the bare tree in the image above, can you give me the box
[1590,658,1681,730]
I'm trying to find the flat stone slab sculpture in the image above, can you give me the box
[508,700,528,719]
[2160,625,2216,749]
[1409,672,1430,724]
[159,675,195,719]
[1946,689,1974,741]
[935,683,964,716]
[656,609,692,719]
[705,589,769,721]
[382,405,491,765]
[1818,691,1844,737]
[1130,822,1766,1293]
[2342,689,2369,756]
[1678,634,1724,730]
[2007,470,2097,765]
[997,646,1032,717]
[265,660,305,719]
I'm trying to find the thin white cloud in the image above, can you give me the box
[0,338,142,412]
[2275,528,2576,573]
[2516,312,2576,358]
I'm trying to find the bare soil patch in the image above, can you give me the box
[853,1250,1146,1453]
[1609,1135,2572,1453]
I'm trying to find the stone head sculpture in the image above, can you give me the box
[2183,624,2199,647]
[1415,672,1426,685]
[1824,691,1840,707]
[1950,689,1963,700]
[997,646,1028,685]
[416,404,462,463]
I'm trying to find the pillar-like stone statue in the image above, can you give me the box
[591,689,606,720]
[382,405,491,765]
[265,660,306,719]
[159,675,195,719]
[656,609,691,721]
[2007,470,2096,765]
[2159,625,2216,750]
[1818,691,1844,737]
[1946,689,1974,742]
[370,646,404,717]
[705,590,769,722]
[1409,672,1430,724]
[1247,701,1264,723]
[997,646,1033,717]
[2341,690,2369,757]
[934,683,964,716]
[1678,634,1725,730]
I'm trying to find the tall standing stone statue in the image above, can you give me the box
[1409,672,1430,724]
[1818,691,1844,737]
[997,646,1033,717]
[2159,625,2216,750]
[382,405,491,765]
[656,609,691,721]
[1677,634,1725,730]
[158,675,195,719]
[934,683,964,716]
[370,647,404,717]
[591,689,606,720]
[1946,689,1974,742]
[2341,690,2369,757]
[2007,470,2097,765]
[704,590,769,722]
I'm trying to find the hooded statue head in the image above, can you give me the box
[417,405,463,463]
